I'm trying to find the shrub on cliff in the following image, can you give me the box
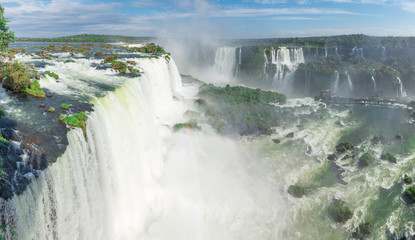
[1,61,31,92]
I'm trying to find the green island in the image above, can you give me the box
[197,83,286,135]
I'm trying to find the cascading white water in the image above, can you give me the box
[324,48,328,58]
[335,47,338,55]
[345,71,353,92]
[213,46,237,84]
[7,57,287,240]
[304,70,311,95]
[396,77,407,98]
[271,47,304,94]
[331,71,340,95]
[381,47,387,61]
[372,69,378,93]
[352,47,364,59]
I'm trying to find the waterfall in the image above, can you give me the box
[371,70,378,93]
[335,47,338,55]
[352,47,364,59]
[238,47,242,65]
[324,48,328,58]
[396,77,407,98]
[213,46,237,83]
[304,70,311,96]
[271,47,304,94]
[5,57,285,240]
[345,71,353,92]
[235,47,242,78]
[381,47,386,61]
[331,71,340,95]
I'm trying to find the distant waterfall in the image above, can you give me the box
[235,47,242,78]
[345,71,353,92]
[381,47,387,61]
[396,77,407,98]
[371,69,378,93]
[335,47,338,55]
[214,46,237,83]
[352,47,364,59]
[324,48,328,58]
[304,70,311,95]
[331,71,340,95]
[271,47,305,94]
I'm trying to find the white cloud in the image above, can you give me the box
[131,0,160,7]
[400,1,415,13]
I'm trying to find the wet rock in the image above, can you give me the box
[286,132,294,138]
[40,103,46,108]
[328,153,338,161]
[272,138,281,144]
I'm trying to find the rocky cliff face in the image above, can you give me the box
[217,35,415,98]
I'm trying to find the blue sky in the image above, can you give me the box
[2,0,415,38]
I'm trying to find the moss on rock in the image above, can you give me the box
[381,152,397,163]
[352,222,372,240]
[328,199,353,223]
[358,152,373,167]
[335,142,354,153]
[288,185,305,198]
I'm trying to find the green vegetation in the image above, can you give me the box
[173,121,200,132]
[358,152,373,167]
[0,5,15,51]
[335,142,354,153]
[61,103,69,110]
[328,153,338,161]
[288,185,305,198]
[104,54,118,63]
[23,87,45,98]
[395,133,403,140]
[328,199,353,223]
[45,71,59,80]
[59,112,88,136]
[0,106,5,118]
[403,174,413,184]
[272,138,280,144]
[111,61,127,73]
[127,66,140,73]
[404,185,415,203]
[198,84,286,135]
[352,222,372,240]
[17,34,154,43]
[372,134,386,144]
[286,132,294,138]
[128,43,167,55]
[1,61,31,92]
[0,132,9,145]
[47,107,55,112]
[94,51,105,56]
[380,152,397,163]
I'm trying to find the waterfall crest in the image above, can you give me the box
[6,57,284,240]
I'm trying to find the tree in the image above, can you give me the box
[0,5,15,52]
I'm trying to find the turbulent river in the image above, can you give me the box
[0,42,414,239]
